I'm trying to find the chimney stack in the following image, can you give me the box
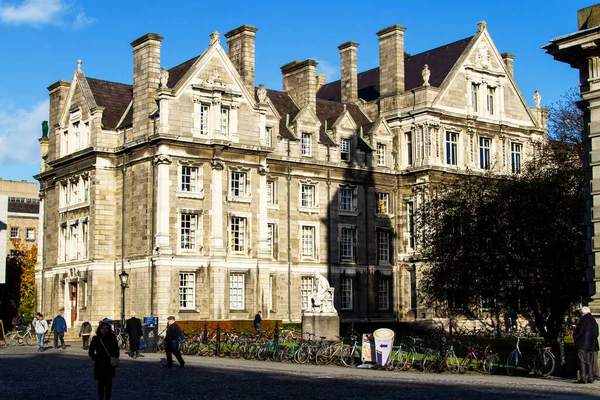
[225,25,258,92]
[281,59,318,111]
[131,33,163,140]
[339,41,359,104]
[377,25,406,98]
[501,52,515,78]
[316,73,327,91]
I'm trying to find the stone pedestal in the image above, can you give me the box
[302,312,339,341]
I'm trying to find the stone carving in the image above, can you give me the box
[160,67,169,88]
[209,31,220,45]
[211,158,225,170]
[534,89,541,108]
[77,59,82,71]
[257,84,267,103]
[476,43,491,69]
[308,271,336,313]
[154,154,172,165]
[422,64,430,86]
[257,164,269,176]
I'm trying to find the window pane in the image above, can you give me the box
[231,217,246,252]
[230,273,245,310]
[180,214,196,250]
[301,184,315,208]
[179,273,195,310]
[378,279,390,310]
[341,278,353,310]
[301,276,314,310]
[377,230,390,263]
[301,226,315,257]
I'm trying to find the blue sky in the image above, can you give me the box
[0,0,593,183]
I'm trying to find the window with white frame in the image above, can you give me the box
[60,182,68,207]
[407,201,415,250]
[266,180,276,205]
[70,180,79,203]
[340,226,356,262]
[10,227,18,238]
[377,193,389,214]
[301,225,316,258]
[405,132,413,166]
[26,228,35,241]
[341,278,353,310]
[486,86,495,115]
[61,110,89,156]
[220,107,229,135]
[180,213,198,250]
[377,229,391,264]
[301,133,312,156]
[265,126,272,147]
[197,104,209,135]
[378,279,390,310]
[269,275,274,311]
[83,176,89,202]
[511,142,522,174]
[229,273,245,310]
[338,187,356,212]
[180,166,200,192]
[301,276,314,310]
[68,222,78,260]
[340,138,351,162]
[230,171,247,197]
[179,273,196,310]
[471,83,479,112]
[267,223,275,258]
[445,132,458,165]
[59,224,67,262]
[81,220,88,259]
[376,143,386,166]
[230,216,247,254]
[59,175,90,208]
[301,184,316,208]
[479,137,491,170]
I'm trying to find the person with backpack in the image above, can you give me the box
[52,311,67,349]
[33,313,48,352]
[163,316,184,368]
[79,320,93,350]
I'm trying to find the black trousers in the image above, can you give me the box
[166,340,184,366]
[54,332,65,348]
[578,348,594,382]
[82,335,90,349]
[98,378,112,400]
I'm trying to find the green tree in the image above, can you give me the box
[416,142,587,343]
[1,239,37,323]
[547,87,583,144]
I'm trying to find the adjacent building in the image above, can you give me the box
[35,21,546,329]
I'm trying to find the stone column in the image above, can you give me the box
[210,158,225,256]
[257,163,270,259]
[154,153,172,254]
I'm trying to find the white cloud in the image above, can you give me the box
[0,100,48,164]
[315,59,339,82]
[0,0,94,29]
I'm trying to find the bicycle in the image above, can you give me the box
[460,343,499,374]
[5,326,37,346]
[315,329,360,367]
[506,335,555,377]
[386,336,418,371]
[421,337,461,373]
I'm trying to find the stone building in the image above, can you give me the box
[35,21,546,329]
[0,179,39,285]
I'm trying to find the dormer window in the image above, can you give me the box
[471,83,479,112]
[199,105,209,135]
[486,86,495,115]
[340,139,351,162]
[301,133,312,156]
[376,143,386,166]
[220,107,229,135]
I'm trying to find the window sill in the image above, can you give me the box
[340,260,356,265]
[59,201,90,212]
[375,213,393,219]
[179,309,200,313]
[338,210,358,217]
[298,206,319,214]
[267,204,279,210]
[227,196,252,204]
[177,191,205,200]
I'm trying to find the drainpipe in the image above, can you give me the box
[287,144,292,322]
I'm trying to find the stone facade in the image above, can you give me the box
[35,21,545,330]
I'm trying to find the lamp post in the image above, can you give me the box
[119,270,129,331]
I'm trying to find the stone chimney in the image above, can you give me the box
[281,59,318,111]
[339,41,359,104]
[225,25,258,92]
[501,53,515,78]
[377,25,406,98]
[316,73,327,91]
[131,33,163,140]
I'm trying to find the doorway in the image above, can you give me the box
[69,283,77,327]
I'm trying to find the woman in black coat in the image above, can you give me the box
[89,321,120,400]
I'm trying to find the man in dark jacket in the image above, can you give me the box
[574,306,599,383]
[254,311,262,334]
[125,311,143,358]
[52,311,67,349]
[163,316,184,368]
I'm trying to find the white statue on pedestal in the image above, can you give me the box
[308,271,336,313]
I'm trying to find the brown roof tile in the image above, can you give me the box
[317,36,473,102]
[167,56,200,88]
[8,202,39,214]
[87,78,133,130]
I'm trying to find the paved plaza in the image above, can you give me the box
[1,341,600,399]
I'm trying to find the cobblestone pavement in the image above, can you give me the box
[1,341,600,399]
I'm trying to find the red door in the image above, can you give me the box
[70,284,77,327]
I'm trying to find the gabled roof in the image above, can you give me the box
[266,89,299,140]
[167,56,201,88]
[317,36,473,102]
[86,78,133,130]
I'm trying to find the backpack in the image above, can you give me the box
[11,316,19,327]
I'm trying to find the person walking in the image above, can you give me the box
[574,306,599,384]
[163,316,184,368]
[33,313,48,352]
[52,311,67,349]
[254,311,262,334]
[79,320,93,350]
[124,311,143,358]
[89,321,120,400]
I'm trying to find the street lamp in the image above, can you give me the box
[119,270,129,330]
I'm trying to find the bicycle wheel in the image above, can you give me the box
[445,351,461,374]
[460,353,474,374]
[386,349,401,371]
[483,354,499,374]
[295,344,310,364]
[25,332,37,346]
[399,348,416,371]
[5,331,18,346]
[532,350,555,377]
[421,349,439,373]
[315,346,333,365]
[341,345,360,367]
[506,350,519,375]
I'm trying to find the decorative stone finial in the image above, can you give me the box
[422,64,430,86]
[77,59,82,71]
[534,89,541,108]
[477,21,486,32]
[159,66,169,88]
[210,31,220,45]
